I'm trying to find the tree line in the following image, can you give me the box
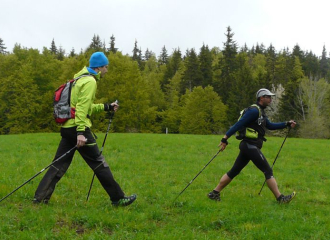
[1,27,330,138]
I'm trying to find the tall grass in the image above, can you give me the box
[0,133,329,239]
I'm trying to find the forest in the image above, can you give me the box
[0,26,330,138]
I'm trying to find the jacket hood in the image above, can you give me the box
[74,66,101,81]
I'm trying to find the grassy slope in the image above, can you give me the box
[0,133,329,239]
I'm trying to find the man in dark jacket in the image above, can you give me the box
[33,52,136,206]
[208,88,296,203]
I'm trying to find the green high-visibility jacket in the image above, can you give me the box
[62,67,105,133]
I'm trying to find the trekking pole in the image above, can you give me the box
[173,149,222,203]
[86,102,117,202]
[0,145,77,203]
[258,127,291,195]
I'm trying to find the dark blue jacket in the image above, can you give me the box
[226,104,287,148]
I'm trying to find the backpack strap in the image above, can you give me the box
[250,104,261,118]
[250,104,265,126]
[72,74,93,86]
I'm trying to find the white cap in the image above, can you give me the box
[256,88,275,98]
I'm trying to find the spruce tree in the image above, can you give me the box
[131,40,143,69]
[49,38,57,55]
[274,49,291,86]
[292,44,304,62]
[199,44,213,87]
[319,45,329,79]
[303,50,319,78]
[240,43,249,53]
[278,56,305,123]
[227,52,257,124]
[132,39,141,61]
[215,26,238,103]
[87,34,103,52]
[57,46,65,60]
[158,45,168,65]
[255,43,265,54]
[265,43,277,87]
[108,34,117,53]
[181,48,202,94]
[0,38,7,54]
[162,48,182,90]
[144,48,154,61]
[69,48,76,57]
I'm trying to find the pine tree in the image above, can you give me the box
[303,50,319,78]
[274,49,291,86]
[199,44,213,87]
[181,48,202,94]
[215,26,238,102]
[255,43,265,54]
[278,56,305,123]
[265,43,277,87]
[162,48,182,90]
[240,43,249,53]
[319,45,329,79]
[132,39,141,61]
[87,34,103,52]
[108,34,117,53]
[0,38,7,54]
[227,52,257,124]
[158,45,168,65]
[131,40,143,69]
[139,47,143,61]
[292,44,304,62]
[144,48,154,61]
[57,46,65,60]
[69,48,76,57]
[49,38,57,55]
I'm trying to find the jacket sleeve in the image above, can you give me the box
[265,118,286,130]
[75,79,97,132]
[225,108,260,138]
[91,103,105,114]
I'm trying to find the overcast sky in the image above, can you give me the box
[1,0,329,57]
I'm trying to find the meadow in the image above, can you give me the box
[0,132,329,240]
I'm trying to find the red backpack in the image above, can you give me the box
[53,74,91,124]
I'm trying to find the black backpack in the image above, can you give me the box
[235,104,262,140]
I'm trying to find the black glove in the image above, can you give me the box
[286,120,295,128]
[104,103,114,112]
[221,138,229,145]
[77,131,85,136]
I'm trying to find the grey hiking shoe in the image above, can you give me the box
[112,194,137,207]
[207,191,220,201]
[277,191,296,204]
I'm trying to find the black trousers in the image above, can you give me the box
[227,140,273,180]
[34,127,125,202]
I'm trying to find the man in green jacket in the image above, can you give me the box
[33,52,136,206]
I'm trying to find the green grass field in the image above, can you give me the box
[0,133,329,239]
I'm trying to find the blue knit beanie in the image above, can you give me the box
[89,52,109,68]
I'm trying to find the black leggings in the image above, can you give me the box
[227,141,273,180]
